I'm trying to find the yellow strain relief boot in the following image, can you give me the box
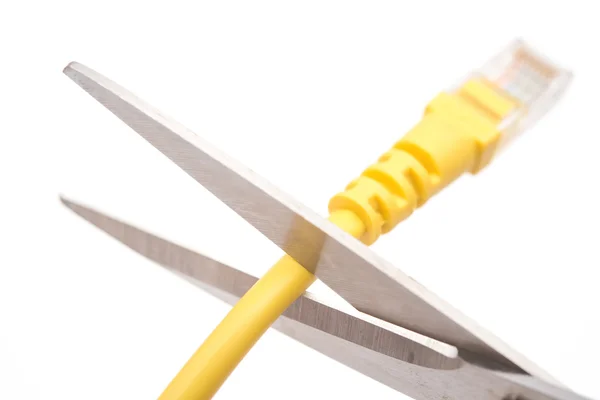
[330,41,572,243]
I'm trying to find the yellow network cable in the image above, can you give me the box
[158,40,571,400]
[158,210,365,399]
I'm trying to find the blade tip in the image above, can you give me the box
[58,194,75,210]
[62,61,82,77]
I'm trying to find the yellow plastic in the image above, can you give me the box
[458,78,518,120]
[329,79,518,244]
[160,65,555,399]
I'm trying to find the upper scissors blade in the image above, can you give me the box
[63,61,552,381]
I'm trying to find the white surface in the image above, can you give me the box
[1,1,599,399]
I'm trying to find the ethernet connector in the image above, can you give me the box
[330,39,573,242]
[455,39,573,151]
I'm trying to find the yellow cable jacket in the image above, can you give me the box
[158,209,366,400]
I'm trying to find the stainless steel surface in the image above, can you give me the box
[63,61,553,381]
[60,196,459,370]
[59,197,591,400]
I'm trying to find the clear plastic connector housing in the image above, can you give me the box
[455,39,573,151]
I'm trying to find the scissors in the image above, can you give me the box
[59,60,590,400]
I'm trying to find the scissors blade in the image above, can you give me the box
[59,195,458,370]
[59,197,591,400]
[63,61,552,381]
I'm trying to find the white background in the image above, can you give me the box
[1,1,599,399]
